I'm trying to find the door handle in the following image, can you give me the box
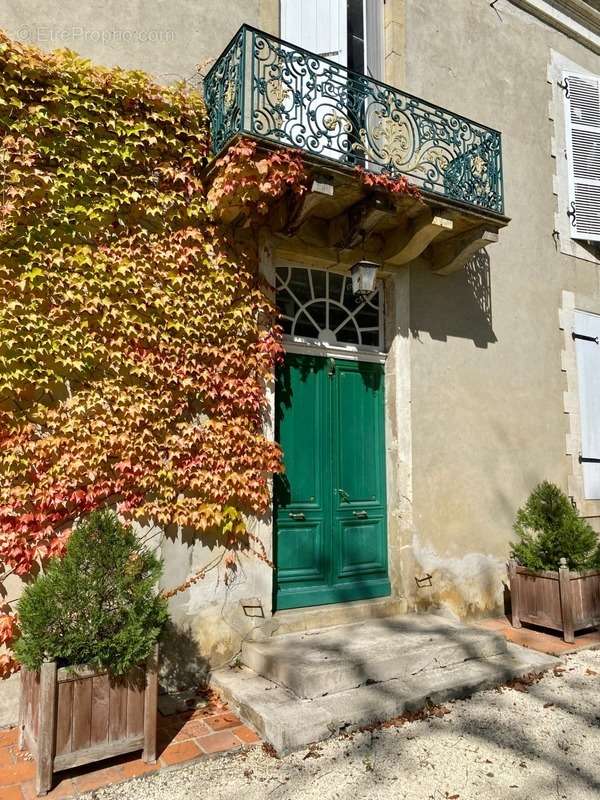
[353,510,368,519]
[337,489,350,503]
[288,512,306,521]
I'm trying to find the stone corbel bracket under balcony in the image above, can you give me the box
[205,147,509,276]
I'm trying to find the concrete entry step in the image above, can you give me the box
[241,615,509,699]
[211,615,558,755]
[271,596,408,637]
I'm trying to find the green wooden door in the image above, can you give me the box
[274,353,390,610]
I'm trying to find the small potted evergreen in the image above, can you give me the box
[16,510,168,796]
[509,481,600,643]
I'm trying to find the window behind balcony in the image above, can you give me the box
[347,0,365,74]
[280,0,384,80]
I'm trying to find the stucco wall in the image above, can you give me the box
[157,518,275,692]
[1,0,263,81]
[402,0,600,617]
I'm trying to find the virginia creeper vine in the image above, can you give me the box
[0,33,309,675]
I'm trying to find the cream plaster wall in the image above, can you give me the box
[157,517,275,691]
[402,0,600,617]
[1,0,262,82]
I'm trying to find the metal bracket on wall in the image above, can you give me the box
[579,455,600,464]
[572,332,599,344]
[241,599,265,618]
[414,573,433,589]
[571,331,599,344]
[490,0,502,21]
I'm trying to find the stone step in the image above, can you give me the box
[241,615,509,699]
[212,640,557,755]
[270,597,408,637]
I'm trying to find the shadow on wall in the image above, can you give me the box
[159,620,211,693]
[577,239,600,263]
[410,249,496,349]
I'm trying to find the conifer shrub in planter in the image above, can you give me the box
[16,510,168,795]
[509,482,600,644]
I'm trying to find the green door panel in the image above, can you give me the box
[332,360,388,588]
[276,521,326,583]
[333,361,385,510]
[275,354,326,509]
[275,355,329,597]
[336,517,388,578]
[274,353,390,610]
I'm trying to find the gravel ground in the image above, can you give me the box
[89,650,600,800]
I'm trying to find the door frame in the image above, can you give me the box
[257,239,412,621]
[272,260,391,611]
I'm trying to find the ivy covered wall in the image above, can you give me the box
[0,33,309,675]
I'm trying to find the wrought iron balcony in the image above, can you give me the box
[204,26,504,216]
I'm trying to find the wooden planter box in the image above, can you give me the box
[509,558,600,643]
[18,646,158,796]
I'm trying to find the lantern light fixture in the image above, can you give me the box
[350,260,379,300]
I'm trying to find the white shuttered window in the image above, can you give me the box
[563,72,600,242]
[280,0,384,78]
[574,310,600,499]
[281,0,347,65]
[365,0,384,81]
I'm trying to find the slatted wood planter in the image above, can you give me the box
[18,645,158,796]
[509,558,600,644]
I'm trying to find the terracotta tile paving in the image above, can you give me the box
[475,615,600,656]
[205,712,242,732]
[159,739,203,766]
[4,786,27,800]
[0,695,260,799]
[232,724,261,744]
[169,718,211,740]
[2,786,23,800]
[0,729,18,748]
[197,730,241,754]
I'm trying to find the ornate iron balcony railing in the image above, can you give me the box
[205,26,504,216]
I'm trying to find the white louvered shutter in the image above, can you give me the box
[281,0,347,66]
[563,71,600,242]
[574,310,600,499]
[365,0,384,82]
[280,0,348,164]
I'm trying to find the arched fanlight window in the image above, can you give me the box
[275,266,382,349]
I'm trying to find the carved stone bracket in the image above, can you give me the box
[286,175,334,235]
[383,210,454,266]
[430,226,499,275]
